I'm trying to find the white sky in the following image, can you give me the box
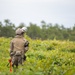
[0,0,75,28]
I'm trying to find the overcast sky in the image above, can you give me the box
[0,0,75,28]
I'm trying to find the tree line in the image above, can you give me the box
[0,19,75,41]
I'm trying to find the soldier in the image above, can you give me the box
[10,27,29,68]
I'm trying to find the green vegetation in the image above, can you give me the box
[0,36,75,75]
[0,19,75,41]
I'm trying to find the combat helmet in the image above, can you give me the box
[15,27,26,35]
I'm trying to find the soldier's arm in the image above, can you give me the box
[10,42,14,55]
[24,41,29,53]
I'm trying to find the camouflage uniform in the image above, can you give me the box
[10,28,29,67]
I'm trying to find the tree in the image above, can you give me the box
[27,23,41,39]
[1,19,15,37]
[17,23,26,28]
[0,22,3,36]
[73,24,75,31]
[4,19,10,26]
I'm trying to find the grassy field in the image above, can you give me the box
[0,36,75,75]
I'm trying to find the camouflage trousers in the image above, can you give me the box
[11,55,26,68]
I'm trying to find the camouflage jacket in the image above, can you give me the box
[10,35,29,56]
